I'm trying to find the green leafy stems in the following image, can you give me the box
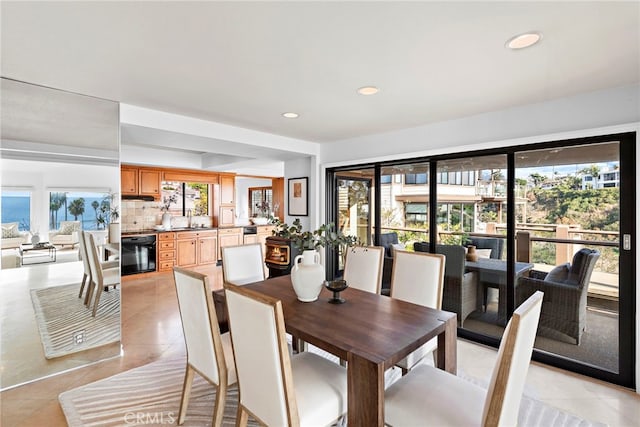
[271,218,360,252]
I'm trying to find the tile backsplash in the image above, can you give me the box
[121,200,213,231]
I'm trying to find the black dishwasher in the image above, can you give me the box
[121,235,157,275]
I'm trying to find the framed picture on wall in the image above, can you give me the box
[288,177,308,216]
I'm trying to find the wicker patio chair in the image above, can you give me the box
[414,242,479,327]
[516,248,600,345]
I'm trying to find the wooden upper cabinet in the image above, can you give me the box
[219,174,235,206]
[272,177,285,220]
[139,169,161,198]
[121,167,138,195]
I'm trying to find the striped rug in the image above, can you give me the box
[31,283,120,359]
[59,347,604,427]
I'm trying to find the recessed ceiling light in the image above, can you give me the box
[282,112,299,119]
[357,86,379,95]
[506,32,542,50]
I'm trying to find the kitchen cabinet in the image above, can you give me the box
[218,227,242,260]
[157,232,176,272]
[139,169,161,198]
[198,233,218,264]
[120,166,161,200]
[176,230,218,267]
[219,206,235,227]
[257,225,274,256]
[243,234,259,245]
[219,174,235,205]
[121,167,138,195]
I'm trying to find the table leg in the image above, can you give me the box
[347,353,384,427]
[436,315,457,375]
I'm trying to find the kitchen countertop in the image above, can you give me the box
[121,225,273,236]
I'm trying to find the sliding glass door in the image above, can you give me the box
[326,133,635,388]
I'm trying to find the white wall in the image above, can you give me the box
[1,159,120,238]
[284,156,315,231]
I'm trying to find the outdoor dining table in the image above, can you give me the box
[465,258,534,325]
[214,275,457,427]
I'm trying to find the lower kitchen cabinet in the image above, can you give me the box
[257,225,274,256]
[218,227,242,260]
[158,232,176,272]
[176,230,218,267]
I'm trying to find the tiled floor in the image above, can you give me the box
[1,262,638,426]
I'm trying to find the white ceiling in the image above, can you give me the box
[1,1,638,172]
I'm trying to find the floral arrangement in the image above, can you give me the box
[161,192,179,212]
[255,200,270,217]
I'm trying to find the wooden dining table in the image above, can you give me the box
[214,275,457,427]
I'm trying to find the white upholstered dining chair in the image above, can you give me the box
[221,243,265,285]
[173,267,237,426]
[385,291,543,426]
[78,230,118,303]
[84,231,120,316]
[342,245,384,294]
[224,282,348,427]
[390,250,445,374]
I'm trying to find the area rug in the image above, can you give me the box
[59,349,605,427]
[31,283,120,359]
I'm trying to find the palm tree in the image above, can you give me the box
[49,199,60,228]
[59,193,68,221]
[68,198,85,221]
[91,200,100,228]
[49,193,64,228]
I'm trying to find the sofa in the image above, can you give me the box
[414,242,479,326]
[1,222,29,249]
[49,221,81,248]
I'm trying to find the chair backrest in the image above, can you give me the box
[84,232,103,285]
[173,267,228,386]
[567,248,600,288]
[343,246,385,294]
[58,220,81,233]
[467,236,505,260]
[481,291,543,426]
[390,251,445,310]
[414,242,466,281]
[78,230,92,279]
[379,232,399,258]
[224,283,298,426]
[221,243,265,285]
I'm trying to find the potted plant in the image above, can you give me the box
[102,192,120,243]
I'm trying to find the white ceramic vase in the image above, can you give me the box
[161,212,172,230]
[291,250,325,302]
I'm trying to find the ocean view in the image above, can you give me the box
[2,195,107,231]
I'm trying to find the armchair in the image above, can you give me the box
[49,221,81,248]
[414,242,479,326]
[1,222,29,249]
[467,236,504,259]
[516,248,600,345]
